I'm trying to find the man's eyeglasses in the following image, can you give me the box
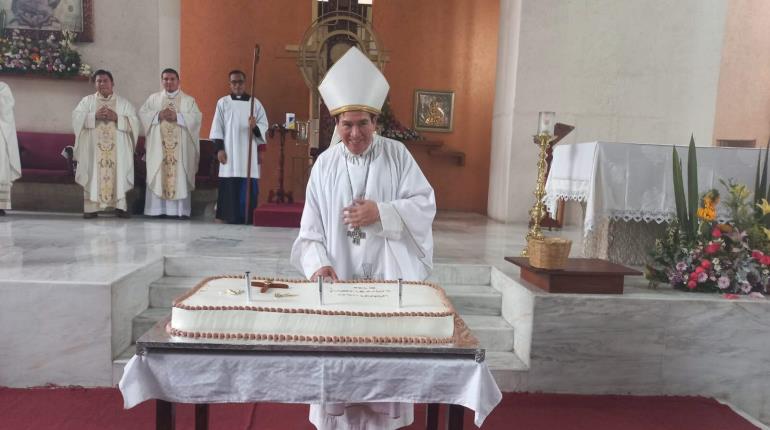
[230,80,245,84]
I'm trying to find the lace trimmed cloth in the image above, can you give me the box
[545,142,764,264]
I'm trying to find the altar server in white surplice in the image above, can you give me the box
[140,68,202,218]
[73,70,140,219]
[209,69,268,224]
[0,82,21,215]
[290,47,436,430]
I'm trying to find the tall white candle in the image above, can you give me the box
[538,111,556,135]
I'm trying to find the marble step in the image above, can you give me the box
[132,308,172,342]
[163,256,492,286]
[149,277,502,316]
[130,309,514,352]
[112,346,529,391]
[485,351,529,392]
[112,344,136,386]
[462,315,515,352]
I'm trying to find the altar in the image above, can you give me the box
[545,141,764,264]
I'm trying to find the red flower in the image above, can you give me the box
[761,255,770,266]
[694,266,704,274]
[687,281,697,290]
[752,250,764,260]
[711,227,722,238]
[704,243,721,254]
[700,260,711,270]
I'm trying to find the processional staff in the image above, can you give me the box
[244,44,260,225]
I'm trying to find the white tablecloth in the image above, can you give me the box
[545,141,763,234]
[119,350,502,427]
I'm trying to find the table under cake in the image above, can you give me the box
[545,141,764,265]
[120,319,501,430]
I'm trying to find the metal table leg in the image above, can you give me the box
[426,403,440,430]
[195,404,209,430]
[156,400,175,430]
[447,404,464,430]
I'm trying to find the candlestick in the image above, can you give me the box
[244,271,252,302]
[397,278,403,309]
[318,277,324,306]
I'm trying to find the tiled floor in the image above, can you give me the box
[0,210,583,283]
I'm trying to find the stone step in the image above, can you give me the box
[163,256,492,285]
[132,308,171,343]
[441,284,501,316]
[112,344,136,386]
[131,310,514,352]
[150,277,502,316]
[485,351,529,392]
[462,315,515,352]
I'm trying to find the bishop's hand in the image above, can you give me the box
[311,266,338,282]
[248,116,257,129]
[343,199,380,228]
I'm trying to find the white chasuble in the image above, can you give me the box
[140,90,201,216]
[72,93,139,211]
[0,82,21,209]
[291,135,436,282]
[209,95,268,178]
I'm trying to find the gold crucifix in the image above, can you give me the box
[251,279,289,293]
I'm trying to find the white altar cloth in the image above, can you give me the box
[545,141,763,235]
[119,350,502,427]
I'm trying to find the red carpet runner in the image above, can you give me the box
[253,202,304,228]
[0,387,760,429]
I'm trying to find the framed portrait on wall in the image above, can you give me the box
[0,0,94,42]
[413,89,455,133]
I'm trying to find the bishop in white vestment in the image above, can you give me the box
[72,70,140,218]
[290,47,436,430]
[140,69,202,218]
[0,82,21,215]
[209,70,268,224]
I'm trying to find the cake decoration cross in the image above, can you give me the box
[251,279,289,293]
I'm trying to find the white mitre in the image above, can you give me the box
[319,46,389,116]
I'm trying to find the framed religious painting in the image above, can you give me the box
[413,89,455,133]
[0,0,94,42]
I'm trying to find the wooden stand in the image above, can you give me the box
[505,257,641,294]
[267,124,295,204]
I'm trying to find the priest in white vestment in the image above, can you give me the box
[139,68,202,218]
[209,69,269,224]
[291,47,436,430]
[73,70,140,218]
[0,82,21,215]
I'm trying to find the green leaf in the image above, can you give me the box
[672,146,688,234]
[687,135,699,239]
[762,139,770,202]
[755,146,762,206]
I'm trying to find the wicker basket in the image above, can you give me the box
[528,237,572,270]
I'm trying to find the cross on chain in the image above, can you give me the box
[251,279,289,293]
[347,226,366,245]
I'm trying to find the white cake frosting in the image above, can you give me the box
[169,276,458,344]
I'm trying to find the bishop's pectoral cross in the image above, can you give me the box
[347,227,366,245]
[251,279,289,293]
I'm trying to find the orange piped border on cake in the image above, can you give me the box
[168,275,468,345]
